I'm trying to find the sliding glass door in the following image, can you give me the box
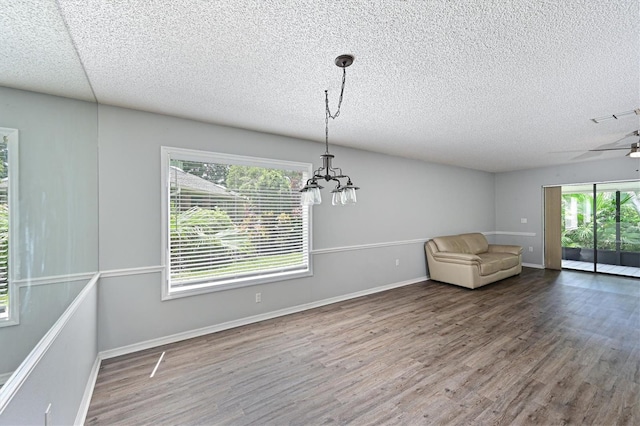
[561,180,640,277]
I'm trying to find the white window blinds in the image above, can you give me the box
[0,135,10,320]
[163,148,312,296]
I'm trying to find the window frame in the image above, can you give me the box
[0,128,19,327]
[160,146,313,300]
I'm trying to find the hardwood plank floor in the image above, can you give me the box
[86,268,640,425]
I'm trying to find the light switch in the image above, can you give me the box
[520,218,527,224]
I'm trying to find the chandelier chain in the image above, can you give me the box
[325,67,347,153]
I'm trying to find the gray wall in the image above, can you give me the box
[0,281,86,379]
[0,87,99,425]
[494,157,640,265]
[0,87,99,375]
[0,87,98,279]
[97,104,497,351]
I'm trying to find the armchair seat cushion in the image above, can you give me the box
[425,233,522,289]
[476,253,505,275]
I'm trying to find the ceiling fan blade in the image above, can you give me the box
[594,131,640,149]
[548,149,589,154]
[572,151,603,160]
[589,146,631,152]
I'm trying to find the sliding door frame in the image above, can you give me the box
[543,186,562,270]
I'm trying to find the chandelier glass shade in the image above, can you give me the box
[301,55,359,206]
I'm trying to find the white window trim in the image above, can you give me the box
[160,146,313,301]
[0,128,19,327]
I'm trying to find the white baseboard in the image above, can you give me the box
[100,276,428,360]
[522,263,545,269]
[74,356,101,426]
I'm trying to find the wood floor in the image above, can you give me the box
[86,268,640,425]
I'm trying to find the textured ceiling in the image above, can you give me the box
[0,0,94,101]
[1,0,638,172]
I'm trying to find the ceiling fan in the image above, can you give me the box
[572,130,640,160]
[550,130,640,160]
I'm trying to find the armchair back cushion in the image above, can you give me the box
[432,233,489,255]
[432,235,472,254]
[459,233,490,254]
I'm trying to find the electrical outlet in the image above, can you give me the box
[395,259,400,267]
[529,246,533,252]
[255,293,261,303]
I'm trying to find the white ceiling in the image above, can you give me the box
[1,1,638,172]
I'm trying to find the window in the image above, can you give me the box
[161,147,312,299]
[0,128,18,325]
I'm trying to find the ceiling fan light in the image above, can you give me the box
[629,143,640,158]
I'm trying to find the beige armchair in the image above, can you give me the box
[425,233,522,289]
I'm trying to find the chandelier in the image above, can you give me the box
[300,54,359,206]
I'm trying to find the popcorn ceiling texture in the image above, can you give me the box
[2,0,638,172]
[0,0,94,101]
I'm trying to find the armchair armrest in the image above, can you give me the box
[487,244,523,255]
